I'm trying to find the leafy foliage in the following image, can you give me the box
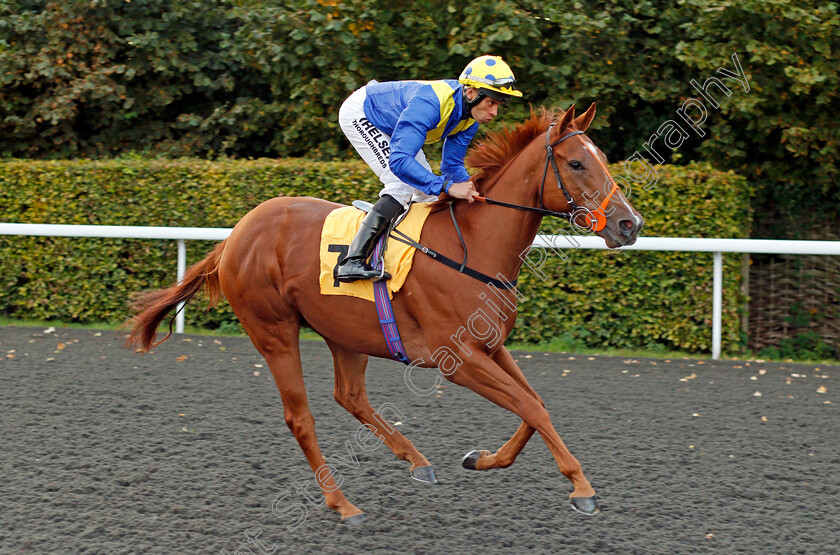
[759,330,837,361]
[671,0,840,236]
[0,0,248,157]
[0,158,749,353]
[0,1,827,352]
[0,1,836,232]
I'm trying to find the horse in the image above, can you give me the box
[125,104,644,524]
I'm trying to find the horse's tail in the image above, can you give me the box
[125,240,227,352]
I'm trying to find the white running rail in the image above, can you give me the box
[2,223,839,359]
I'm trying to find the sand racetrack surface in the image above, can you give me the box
[1,324,838,554]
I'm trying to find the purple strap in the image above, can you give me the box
[372,234,410,364]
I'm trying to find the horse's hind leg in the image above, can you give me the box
[248,320,366,525]
[463,347,537,471]
[325,339,437,483]
[462,421,536,471]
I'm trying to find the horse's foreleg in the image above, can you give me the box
[463,347,538,471]
[249,321,365,525]
[325,339,437,483]
[448,359,598,514]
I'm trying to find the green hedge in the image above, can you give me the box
[0,158,750,353]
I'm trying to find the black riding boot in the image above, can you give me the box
[335,195,404,283]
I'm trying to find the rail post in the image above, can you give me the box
[712,251,723,360]
[176,239,187,334]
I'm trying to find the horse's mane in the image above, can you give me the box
[428,107,559,213]
[466,107,558,188]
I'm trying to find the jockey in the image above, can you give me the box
[335,55,522,283]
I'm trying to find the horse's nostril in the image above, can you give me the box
[619,219,635,234]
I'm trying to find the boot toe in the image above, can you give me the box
[336,260,390,283]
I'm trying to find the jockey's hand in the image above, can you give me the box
[448,181,479,203]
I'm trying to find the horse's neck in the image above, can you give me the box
[460,143,545,279]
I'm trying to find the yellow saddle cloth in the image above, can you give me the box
[319,203,433,302]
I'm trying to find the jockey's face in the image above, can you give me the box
[470,96,503,124]
[466,87,504,124]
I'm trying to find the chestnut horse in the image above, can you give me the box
[126,104,643,524]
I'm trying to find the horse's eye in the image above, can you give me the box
[569,161,583,171]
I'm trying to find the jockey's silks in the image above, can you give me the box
[363,79,477,196]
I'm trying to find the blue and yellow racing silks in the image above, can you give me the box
[363,79,478,196]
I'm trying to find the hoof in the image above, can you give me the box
[410,465,438,483]
[570,496,600,515]
[461,450,482,470]
[341,512,367,526]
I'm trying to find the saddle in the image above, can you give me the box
[318,202,433,302]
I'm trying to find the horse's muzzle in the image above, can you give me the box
[602,215,644,248]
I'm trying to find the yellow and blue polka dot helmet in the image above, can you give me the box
[458,55,523,101]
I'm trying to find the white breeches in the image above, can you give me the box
[338,87,439,206]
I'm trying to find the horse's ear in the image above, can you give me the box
[557,104,576,133]
[573,102,596,132]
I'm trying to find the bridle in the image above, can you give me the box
[540,123,584,217]
[475,122,618,232]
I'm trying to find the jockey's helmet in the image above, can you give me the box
[458,55,523,103]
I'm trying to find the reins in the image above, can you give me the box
[472,195,572,221]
